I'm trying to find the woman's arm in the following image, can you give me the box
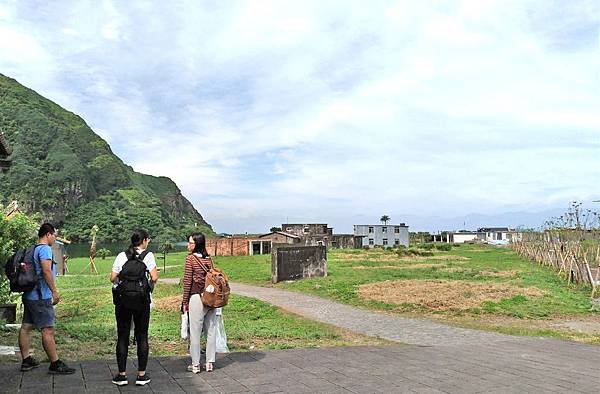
[181,257,193,309]
[149,266,158,283]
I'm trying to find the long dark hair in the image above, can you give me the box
[126,229,149,259]
[189,232,209,258]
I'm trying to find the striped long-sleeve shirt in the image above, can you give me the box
[182,253,214,306]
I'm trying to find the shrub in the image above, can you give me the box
[0,210,38,304]
[96,248,111,259]
[435,244,452,251]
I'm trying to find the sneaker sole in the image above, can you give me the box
[20,365,40,372]
[112,380,128,386]
[48,370,76,375]
[136,379,151,386]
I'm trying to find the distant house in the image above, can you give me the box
[281,223,332,246]
[259,231,300,244]
[354,224,410,248]
[441,227,522,243]
[0,131,11,172]
[478,227,511,242]
[446,231,483,243]
[248,231,302,255]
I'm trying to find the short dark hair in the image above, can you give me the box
[38,223,56,238]
[189,232,209,258]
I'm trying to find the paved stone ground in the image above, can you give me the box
[5,340,600,393]
[5,282,600,393]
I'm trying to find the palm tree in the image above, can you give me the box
[380,215,390,225]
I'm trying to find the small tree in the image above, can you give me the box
[96,248,111,260]
[159,241,174,272]
[270,226,282,233]
[0,210,38,304]
[380,215,390,225]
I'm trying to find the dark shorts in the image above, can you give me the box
[22,298,55,329]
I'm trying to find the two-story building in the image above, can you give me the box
[281,223,332,246]
[354,224,409,248]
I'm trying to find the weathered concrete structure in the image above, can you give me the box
[331,234,363,249]
[354,224,409,248]
[259,231,300,244]
[281,223,332,246]
[271,244,327,283]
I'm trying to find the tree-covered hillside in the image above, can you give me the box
[0,73,213,242]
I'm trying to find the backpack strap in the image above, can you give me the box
[32,244,46,301]
[138,250,150,264]
[192,255,210,273]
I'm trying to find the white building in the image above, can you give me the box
[354,224,409,248]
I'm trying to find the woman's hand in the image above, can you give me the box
[183,304,189,312]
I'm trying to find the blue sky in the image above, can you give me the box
[1,0,598,233]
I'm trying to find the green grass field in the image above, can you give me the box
[0,250,385,363]
[4,243,600,363]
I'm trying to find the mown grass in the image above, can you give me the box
[170,243,600,343]
[0,251,385,362]
[8,243,599,361]
[67,245,597,320]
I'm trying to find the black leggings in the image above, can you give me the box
[115,304,150,373]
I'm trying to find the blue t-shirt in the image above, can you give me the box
[23,244,55,301]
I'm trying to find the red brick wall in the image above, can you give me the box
[206,238,249,256]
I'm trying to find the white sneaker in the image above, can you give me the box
[187,364,201,374]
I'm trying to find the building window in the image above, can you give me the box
[394,239,400,245]
[394,226,400,233]
[383,238,388,246]
[382,227,387,233]
[317,241,324,246]
[303,226,309,233]
[368,226,374,233]
[368,238,374,246]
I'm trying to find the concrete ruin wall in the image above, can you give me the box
[271,244,327,283]
[331,234,362,249]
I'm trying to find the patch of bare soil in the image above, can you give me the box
[480,270,519,278]
[438,268,519,278]
[358,279,545,311]
[354,264,442,270]
[154,295,181,312]
[430,255,470,261]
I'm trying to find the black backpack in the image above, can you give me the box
[4,244,44,297]
[115,251,152,310]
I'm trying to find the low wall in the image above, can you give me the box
[206,238,249,256]
[271,244,327,283]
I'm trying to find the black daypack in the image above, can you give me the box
[115,251,151,310]
[4,244,43,296]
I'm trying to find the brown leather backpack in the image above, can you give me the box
[193,256,230,308]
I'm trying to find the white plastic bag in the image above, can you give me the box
[180,312,189,339]
[215,309,229,353]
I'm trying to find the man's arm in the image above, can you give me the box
[40,259,59,305]
[110,272,119,283]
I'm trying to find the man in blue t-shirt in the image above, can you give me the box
[18,223,75,374]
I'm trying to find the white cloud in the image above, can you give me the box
[0,0,598,232]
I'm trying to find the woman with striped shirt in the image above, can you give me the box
[181,232,217,373]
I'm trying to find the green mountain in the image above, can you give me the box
[0,74,213,242]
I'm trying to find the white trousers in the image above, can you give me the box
[189,294,216,365]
